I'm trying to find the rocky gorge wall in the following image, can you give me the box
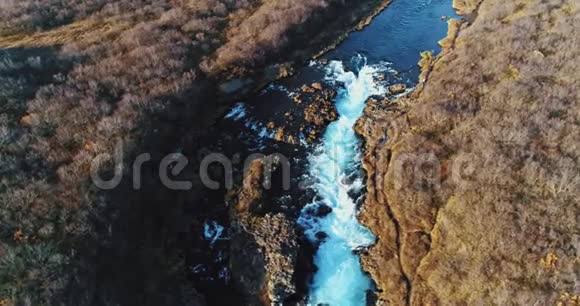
[355,0,579,304]
[227,157,299,305]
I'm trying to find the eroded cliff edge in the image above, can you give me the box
[228,157,299,305]
[355,0,579,304]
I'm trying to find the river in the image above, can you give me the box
[199,0,456,304]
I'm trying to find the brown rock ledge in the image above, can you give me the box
[228,157,299,305]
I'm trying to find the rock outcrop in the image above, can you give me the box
[388,83,407,95]
[303,95,338,127]
[267,82,338,144]
[300,84,338,141]
[355,0,580,304]
[229,158,299,305]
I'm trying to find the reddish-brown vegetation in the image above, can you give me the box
[0,0,390,304]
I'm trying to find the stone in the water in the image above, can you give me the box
[304,97,338,126]
[311,82,323,90]
[352,245,368,255]
[315,231,328,241]
[301,84,316,93]
[278,64,294,78]
[389,83,407,94]
[314,204,332,217]
[293,94,303,104]
[275,127,286,142]
[348,189,363,202]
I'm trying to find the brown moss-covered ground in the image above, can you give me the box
[355,0,579,304]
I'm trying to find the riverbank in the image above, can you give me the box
[355,0,579,304]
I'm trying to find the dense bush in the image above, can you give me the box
[0,2,245,302]
[0,0,387,304]
[0,243,74,304]
[0,0,113,33]
[205,0,331,72]
[0,0,249,238]
[0,49,69,238]
[0,0,177,34]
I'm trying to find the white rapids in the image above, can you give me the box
[298,57,388,306]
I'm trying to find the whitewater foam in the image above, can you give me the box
[299,57,387,306]
[224,102,247,121]
[203,220,224,247]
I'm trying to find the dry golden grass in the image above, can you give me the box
[0,18,130,49]
[356,0,580,304]
[452,0,483,15]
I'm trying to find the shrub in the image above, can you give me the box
[0,243,72,304]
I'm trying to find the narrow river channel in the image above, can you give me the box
[199,1,457,304]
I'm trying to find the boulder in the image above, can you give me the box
[274,127,286,142]
[311,82,323,90]
[300,84,316,93]
[388,83,407,95]
[293,94,303,104]
[278,64,294,78]
[304,97,338,127]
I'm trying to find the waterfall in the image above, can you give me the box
[298,56,386,306]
